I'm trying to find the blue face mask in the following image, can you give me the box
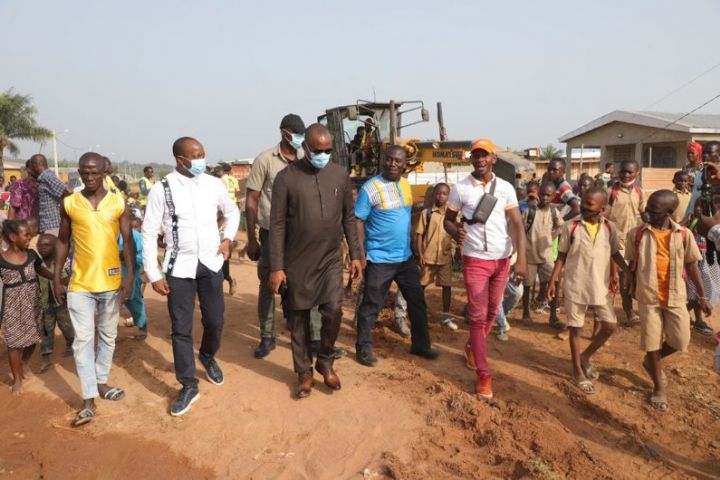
[289,133,304,150]
[181,157,206,177]
[309,151,331,169]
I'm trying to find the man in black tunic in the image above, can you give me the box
[269,124,362,398]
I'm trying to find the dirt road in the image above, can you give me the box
[1,246,719,479]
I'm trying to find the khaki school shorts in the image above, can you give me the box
[639,303,690,353]
[420,263,453,288]
[524,262,554,287]
[565,297,617,328]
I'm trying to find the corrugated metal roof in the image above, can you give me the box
[559,110,720,142]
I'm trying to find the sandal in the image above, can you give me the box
[649,393,669,411]
[73,408,95,427]
[572,377,596,395]
[583,364,600,381]
[101,387,125,401]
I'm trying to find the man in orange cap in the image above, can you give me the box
[443,138,527,401]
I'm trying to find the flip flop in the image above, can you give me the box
[649,393,669,411]
[572,377,596,395]
[583,364,600,381]
[73,408,95,427]
[101,387,125,401]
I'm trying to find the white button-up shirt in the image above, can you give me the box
[142,171,240,283]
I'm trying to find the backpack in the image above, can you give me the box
[609,183,643,207]
[525,205,559,233]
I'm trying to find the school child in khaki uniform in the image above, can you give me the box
[548,188,630,395]
[606,159,645,325]
[415,183,458,330]
[671,171,692,225]
[521,182,563,326]
[625,190,711,411]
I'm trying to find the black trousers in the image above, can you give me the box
[167,262,225,388]
[288,301,342,375]
[356,259,431,352]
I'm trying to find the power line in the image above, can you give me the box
[643,60,720,110]
[639,91,720,143]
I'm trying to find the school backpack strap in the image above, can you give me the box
[525,205,537,233]
[161,177,180,276]
[609,183,643,207]
[569,219,581,243]
[630,226,648,273]
[421,207,433,243]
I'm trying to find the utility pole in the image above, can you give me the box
[437,102,449,183]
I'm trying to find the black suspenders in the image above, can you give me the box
[161,177,180,276]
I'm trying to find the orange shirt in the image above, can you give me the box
[650,227,672,305]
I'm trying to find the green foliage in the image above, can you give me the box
[539,144,563,160]
[0,89,52,172]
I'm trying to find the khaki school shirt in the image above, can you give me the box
[246,145,304,230]
[558,216,622,305]
[416,206,453,265]
[625,221,701,307]
[606,184,645,248]
[672,191,692,224]
[524,207,563,265]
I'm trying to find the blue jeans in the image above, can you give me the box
[495,282,523,333]
[67,290,121,399]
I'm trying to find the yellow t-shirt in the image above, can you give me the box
[650,227,672,305]
[583,220,600,244]
[223,174,239,202]
[64,191,125,292]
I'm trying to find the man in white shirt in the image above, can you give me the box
[444,138,527,401]
[142,137,240,417]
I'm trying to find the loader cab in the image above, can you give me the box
[318,100,429,181]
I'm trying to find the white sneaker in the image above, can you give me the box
[441,317,459,331]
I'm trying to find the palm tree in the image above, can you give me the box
[539,144,563,160]
[0,89,52,177]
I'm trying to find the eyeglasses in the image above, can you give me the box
[309,148,333,155]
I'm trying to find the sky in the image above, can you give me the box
[2,0,720,165]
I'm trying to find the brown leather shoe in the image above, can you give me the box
[315,364,342,390]
[296,373,314,399]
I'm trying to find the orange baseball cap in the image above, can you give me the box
[470,138,496,154]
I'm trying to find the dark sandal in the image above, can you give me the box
[73,408,95,427]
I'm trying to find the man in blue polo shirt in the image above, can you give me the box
[354,145,438,367]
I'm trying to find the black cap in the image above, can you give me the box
[280,114,305,134]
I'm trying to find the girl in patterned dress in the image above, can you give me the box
[0,220,52,395]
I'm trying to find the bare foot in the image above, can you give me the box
[22,364,34,381]
[11,382,23,396]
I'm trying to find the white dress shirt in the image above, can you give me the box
[142,171,240,283]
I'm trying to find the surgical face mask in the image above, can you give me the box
[580,206,602,219]
[180,157,206,177]
[309,151,331,169]
[289,133,304,150]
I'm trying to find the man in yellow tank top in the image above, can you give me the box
[53,152,135,427]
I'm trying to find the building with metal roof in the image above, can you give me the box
[558,110,720,189]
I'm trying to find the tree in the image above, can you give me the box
[0,89,52,177]
[539,144,563,160]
